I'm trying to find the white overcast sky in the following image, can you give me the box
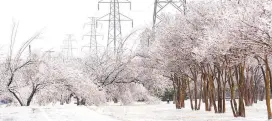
[0,0,203,55]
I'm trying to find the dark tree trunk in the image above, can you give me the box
[263,55,272,119]
[7,74,25,106]
[8,89,24,106]
[238,63,246,117]
[26,86,37,106]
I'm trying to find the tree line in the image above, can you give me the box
[139,0,272,119]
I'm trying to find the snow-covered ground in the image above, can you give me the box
[89,100,269,121]
[0,104,120,121]
[0,100,270,121]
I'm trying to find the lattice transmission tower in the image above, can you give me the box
[62,34,77,59]
[147,0,186,46]
[153,0,186,27]
[97,0,133,54]
[82,17,103,53]
[45,50,55,60]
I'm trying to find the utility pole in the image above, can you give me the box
[149,0,186,46]
[62,34,77,59]
[82,17,103,53]
[28,45,31,58]
[97,0,133,54]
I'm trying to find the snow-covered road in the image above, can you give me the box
[0,105,121,121]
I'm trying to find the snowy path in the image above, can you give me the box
[0,105,121,121]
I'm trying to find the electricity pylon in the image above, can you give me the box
[97,0,133,54]
[153,0,186,27]
[82,17,103,53]
[148,0,186,46]
[62,34,77,59]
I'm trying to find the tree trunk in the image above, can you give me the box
[263,55,272,119]
[203,73,210,111]
[208,73,217,113]
[238,63,245,117]
[194,78,198,110]
[172,74,177,104]
[7,74,25,106]
[197,75,202,110]
[187,78,194,110]
[176,75,181,109]
[216,66,223,113]
[260,87,265,101]
[174,74,187,109]
[26,86,37,106]
[223,81,226,113]
[228,68,238,117]
[8,89,24,106]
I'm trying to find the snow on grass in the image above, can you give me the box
[88,100,270,121]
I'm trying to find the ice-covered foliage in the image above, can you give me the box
[104,83,160,105]
[81,49,163,105]
[33,57,107,106]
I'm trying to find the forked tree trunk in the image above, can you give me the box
[189,66,200,111]
[228,63,246,117]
